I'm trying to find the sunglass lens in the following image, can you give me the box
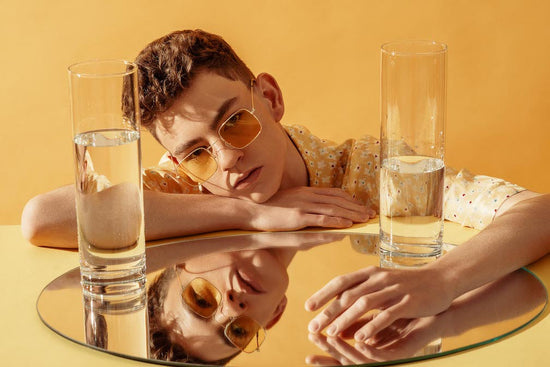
[182,278,222,318]
[180,148,218,183]
[225,316,265,353]
[220,110,261,149]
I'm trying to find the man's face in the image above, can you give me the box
[154,72,289,203]
[163,250,289,361]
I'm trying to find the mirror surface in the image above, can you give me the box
[37,231,547,366]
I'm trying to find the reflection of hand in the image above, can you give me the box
[246,231,346,251]
[305,267,546,363]
[146,231,346,272]
[305,266,454,342]
[247,187,375,232]
[306,316,441,365]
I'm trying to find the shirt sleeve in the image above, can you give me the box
[443,167,526,229]
[341,135,381,212]
[142,153,201,194]
[78,150,111,194]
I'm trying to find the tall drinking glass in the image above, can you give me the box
[69,60,146,300]
[379,41,447,264]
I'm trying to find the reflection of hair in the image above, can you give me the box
[147,267,239,365]
[131,29,255,136]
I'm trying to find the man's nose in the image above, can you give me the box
[214,144,243,171]
[217,290,248,321]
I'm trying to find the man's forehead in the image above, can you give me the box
[171,76,244,118]
[153,73,248,144]
[154,74,247,130]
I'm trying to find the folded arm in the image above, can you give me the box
[21,185,372,248]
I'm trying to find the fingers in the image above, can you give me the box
[304,214,354,229]
[353,302,406,342]
[306,188,376,220]
[338,316,376,339]
[304,354,340,366]
[307,333,373,366]
[289,187,375,220]
[305,267,376,311]
[309,287,397,338]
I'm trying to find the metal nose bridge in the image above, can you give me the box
[214,299,245,326]
[208,137,237,157]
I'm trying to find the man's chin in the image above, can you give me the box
[243,190,277,204]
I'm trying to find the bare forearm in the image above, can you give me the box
[143,190,253,240]
[21,187,254,247]
[434,193,550,299]
[22,185,370,248]
[21,185,78,248]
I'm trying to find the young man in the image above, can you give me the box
[22,31,376,248]
[21,30,550,340]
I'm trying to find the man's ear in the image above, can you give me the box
[255,72,285,122]
[265,295,287,330]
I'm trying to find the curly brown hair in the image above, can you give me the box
[133,29,255,138]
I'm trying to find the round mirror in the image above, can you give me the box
[37,232,547,366]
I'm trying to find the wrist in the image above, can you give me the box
[425,258,462,303]
[227,197,257,231]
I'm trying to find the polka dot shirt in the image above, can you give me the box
[285,125,525,230]
[139,124,525,231]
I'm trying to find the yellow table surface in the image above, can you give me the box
[1,223,549,366]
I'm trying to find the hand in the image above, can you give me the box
[305,265,454,342]
[306,316,441,365]
[247,186,375,231]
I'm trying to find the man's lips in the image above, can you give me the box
[236,269,265,294]
[233,167,262,190]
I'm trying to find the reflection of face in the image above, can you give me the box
[163,249,289,362]
[154,72,290,203]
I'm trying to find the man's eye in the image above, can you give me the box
[225,112,242,128]
[193,293,214,309]
[229,325,249,339]
[184,148,207,161]
[190,149,203,158]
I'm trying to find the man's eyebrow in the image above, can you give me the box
[173,96,239,157]
[211,97,238,130]
[173,137,201,157]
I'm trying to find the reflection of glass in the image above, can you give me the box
[36,232,548,366]
[68,60,146,299]
[377,241,444,355]
[83,287,148,358]
[379,41,447,263]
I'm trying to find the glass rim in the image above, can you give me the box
[68,59,137,78]
[381,40,447,56]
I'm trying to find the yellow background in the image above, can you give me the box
[1,0,549,224]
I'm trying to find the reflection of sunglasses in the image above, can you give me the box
[177,276,266,353]
[170,80,262,184]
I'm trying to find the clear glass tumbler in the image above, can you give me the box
[379,41,447,264]
[69,60,146,299]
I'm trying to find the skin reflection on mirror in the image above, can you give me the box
[145,231,345,364]
[36,232,547,366]
[305,267,547,366]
